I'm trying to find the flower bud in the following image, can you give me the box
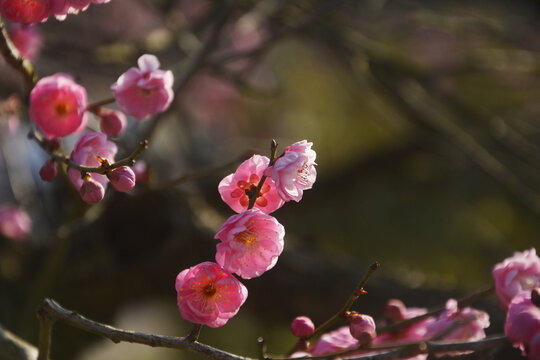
[133,161,150,185]
[39,160,58,181]
[100,109,127,137]
[384,299,407,323]
[347,312,376,347]
[108,166,136,192]
[47,138,60,151]
[291,316,315,339]
[79,178,105,204]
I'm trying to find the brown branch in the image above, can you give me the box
[37,298,254,360]
[0,17,37,92]
[28,131,148,175]
[0,324,38,360]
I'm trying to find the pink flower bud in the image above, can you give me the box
[348,312,376,346]
[39,160,58,181]
[79,178,105,204]
[0,0,49,25]
[107,166,136,192]
[29,73,88,139]
[99,109,127,137]
[111,54,174,120]
[384,299,407,323]
[291,316,315,339]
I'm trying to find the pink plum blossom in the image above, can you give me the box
[493,248,540,309]
[107,166,136,192]
[311,326,359,356]
[291,316,315,339]
[265,140,316,202]
[0,0,49,24]
[133,161,149,185]
[424,299,489,342]
[0,205,32,241]
[219,155,284,214]
[68,132,117,194]
[348,313,376,346]
[111,54,174,120]
[529,332,540,360]
[175,261,248,328]
[99,109,127,137]
[29,73,88,139]
[9,25,42,61]
[215,209,284,279]
[505,290,540,356]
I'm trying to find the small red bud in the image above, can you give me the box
[348,313,376,347]
[39,160,58,181]
[291,316,315,339]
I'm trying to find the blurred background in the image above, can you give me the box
[1,0,540,358]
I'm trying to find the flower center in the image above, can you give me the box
[202,283,216,297]
[235,229,257,245]
[296,163,312,186]
[55,102,70,116]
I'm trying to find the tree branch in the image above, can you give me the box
[0,324,38,360]
[36,299,254,360]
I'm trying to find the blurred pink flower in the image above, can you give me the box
[374,299,435,345]
[175,261,247,328]
[50,0,110,20]
[133,160,149,185]
[9,25,42,61]
[107,166,136,192]
[348,313,376,346]
[215,209,284,279]
[266,140,317,202]
[218,155,284,214]
[0,0,49,25]
[529,332,540,360]
[291,316,315,339]
[29,73,88,139]
[111,54,174,120]
[0,205,32,241]
[493,248,540,309]
[424,299,489,342]
[311,326,358,356]
[68,132,117,193]
[505,290,540,356]
[99,109,127,137]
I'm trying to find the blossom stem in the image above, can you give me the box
[0,18,37,93]
[86,97,116,113]
[187,324,202,342]
[247,139,278,210]
[310,262,380,340]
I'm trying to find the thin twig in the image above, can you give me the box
[309,262,380,340]
[37,299,253,360]
[0,17,37,92]
[247,139,278,209]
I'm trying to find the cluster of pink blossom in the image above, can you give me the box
[30,54,173,203]
[175,140,317,328]
[493,248,540,359]
[289,296,489,359]
[0,0,109,25]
